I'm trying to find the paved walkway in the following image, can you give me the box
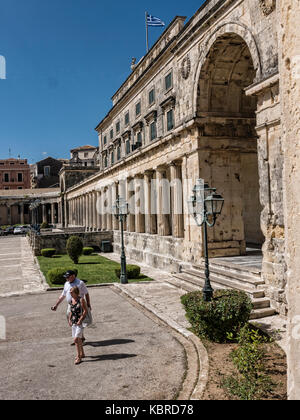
[0,236,47,297]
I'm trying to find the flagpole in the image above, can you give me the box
[145,11,149,53]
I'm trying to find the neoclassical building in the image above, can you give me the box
[62,0,286,313]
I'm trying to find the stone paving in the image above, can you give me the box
[0,236,47,297]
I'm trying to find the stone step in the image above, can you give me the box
[175,271,265,299]
[250,307,277,320]
[183,266,264,289]
[191,259,262,278]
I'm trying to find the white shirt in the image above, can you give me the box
[61,278,89,304]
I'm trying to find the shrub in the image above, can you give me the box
[66,236,83,264]
[181,289,253,343]
[47,267,78,285]
[41,248,56,258]
[40,222,49,229]
[222,324,275,400]
[82,247,94,255]
[115,264,141,279]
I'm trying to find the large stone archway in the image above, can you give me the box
[194,30,264,257]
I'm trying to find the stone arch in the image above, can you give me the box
[192,22,265,252]
[192,22,262,117]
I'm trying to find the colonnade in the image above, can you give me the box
[66,161,185,239]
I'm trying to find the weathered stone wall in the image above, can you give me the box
[28,231,113,256]
[279,0,300,400]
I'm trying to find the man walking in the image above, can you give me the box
[51,270,92,344]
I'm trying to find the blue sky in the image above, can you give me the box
[0,0,205,163]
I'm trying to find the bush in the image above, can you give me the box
[222,324,275,400]
[47,267,78,285]
[66,236,83,264]
[181,289,253,343]
[41,248,56,258]
[115,264,141,279]
[82,247,94,255]
[40,222,49,229]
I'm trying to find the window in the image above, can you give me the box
[149,88,155,105]
[165,72,172,91]
[104,156,108,168]
[135,101,141,116]
[116,121,120,133]
[150,122,157,141]
[103,135,107,145]
[84,152,88,158]
[110,129,114,140]
[17,173,23,182]
[18,187,23,190]
[44,166,50,176]
[117,146,121,161]
[137,131,142,146]
[126,139,131,154]
[4,173,9,182]
[111,151,114,165]
[167,109,174,131]
[125,112,130,126]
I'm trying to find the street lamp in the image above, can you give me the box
[188,179,224,302]
[113,196,129,284]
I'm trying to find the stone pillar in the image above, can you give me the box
[156,167,171,236]
[42,204,47,224]
[20,204,25,225]
[51,203,55,225]
[112,182,119,230]
[118,178,127,231]
[127,177,135,232]
[106,185,112,231]
[134,174,145,233]
[144,170,157,234]
[96,190,101,231]
[280,0,300,400]
[102,187,108,231]
[170,162,184,238]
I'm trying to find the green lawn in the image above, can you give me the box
[37,253,153,287]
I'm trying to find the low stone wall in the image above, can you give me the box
[28,230,113,256]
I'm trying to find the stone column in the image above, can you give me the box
[144,170,157,234]
[118,178,127,231]
[42,204,47,224]
[112,182,119,230]
[170,162,184,238]
[280,0,300,400]
[127,177,135,232]
[102,187,108,231]
[134,174,145,233]
[20,204,25,225]
[51,203,56,225]
[156,167,171,236]
[96,190,101,231]
[106,185,112,231]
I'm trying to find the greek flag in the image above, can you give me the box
[147,14,165,27]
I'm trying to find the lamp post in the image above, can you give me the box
[113,196,129,284]
[188,179,224,302]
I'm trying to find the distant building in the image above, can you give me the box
[69,145,99,167]
[0,158,31,190]
[31,157,65,189]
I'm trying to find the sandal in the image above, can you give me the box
[74,357,82,365]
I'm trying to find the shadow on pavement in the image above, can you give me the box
[83,353,137,362]
[85,339,135,347]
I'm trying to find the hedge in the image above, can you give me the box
[82,247,94,255]
[47,267,78,285]
[115,264,141,280]
[41,248,56,258]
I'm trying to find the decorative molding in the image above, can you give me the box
[181,55,191,80]
[259,0,276,16]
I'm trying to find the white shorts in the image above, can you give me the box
[72,324,84,339]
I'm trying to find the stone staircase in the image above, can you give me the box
[166,259,276,320]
